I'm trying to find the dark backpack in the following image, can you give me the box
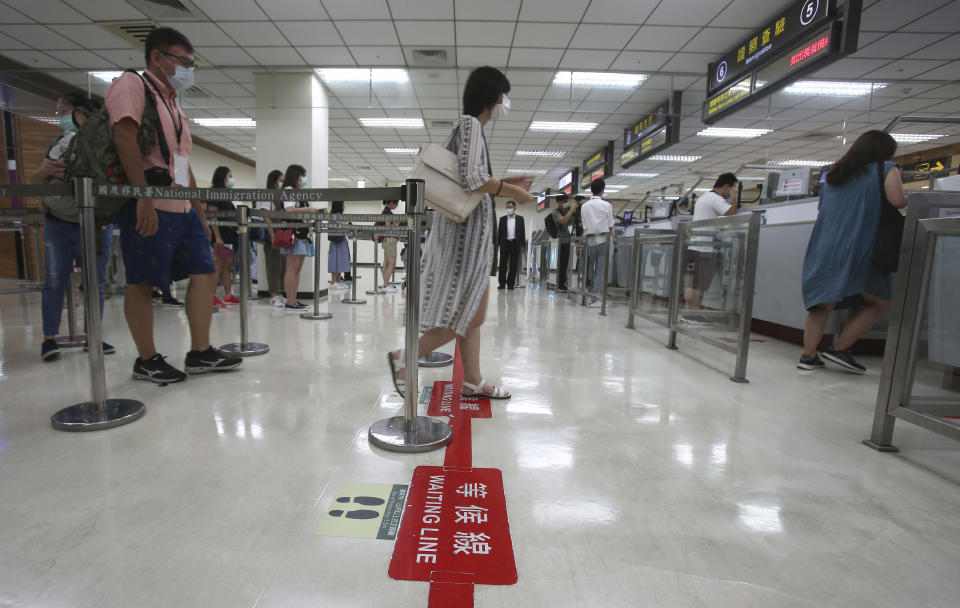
[62,69,168,225]
[544,211,559,239]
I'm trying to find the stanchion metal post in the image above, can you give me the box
[366,235,386,295]
[369,179,452,453]
[600,232,611,316]
[51,177,144,431]
[57,270,87,347]
[300,217,333,321]
[580,238,589,305]
[342,232,367,305]
[32,224,43,286]
[221,206,269,355]
[666,227,685,350]
[626,232,641,330]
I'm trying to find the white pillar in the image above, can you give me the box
[255,72,329,295]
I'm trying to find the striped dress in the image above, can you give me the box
[420,115,494,335]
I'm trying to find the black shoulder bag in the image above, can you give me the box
[871,161,904,273]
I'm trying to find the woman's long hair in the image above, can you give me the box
[462,66,510,117]
[826,130,897,186]
[278,164,306,210]
[212,166,230,188]
[330,200,345,214]
[266,169,283,189]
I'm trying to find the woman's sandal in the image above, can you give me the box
[387,350,405,398]
[462,377,511,400]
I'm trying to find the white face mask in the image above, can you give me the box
[507,207,515,215]
[491,94,510,120]
[225,177,235,188]
[168,64,195,92]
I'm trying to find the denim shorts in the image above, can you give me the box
[119,203,216,287]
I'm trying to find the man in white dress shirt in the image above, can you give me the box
[580,179,615,307]
[686,172,739,307]
[497,200,526,290]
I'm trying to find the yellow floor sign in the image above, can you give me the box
[316,482,408,540]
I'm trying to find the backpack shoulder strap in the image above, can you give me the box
[877,161,889,206]
[131,70,171,166]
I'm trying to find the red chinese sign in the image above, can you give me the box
[427,381,491,418]
[389,466,517,586]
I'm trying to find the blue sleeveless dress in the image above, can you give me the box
[802,161,897,310]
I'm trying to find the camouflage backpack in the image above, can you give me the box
[62,69,168,225]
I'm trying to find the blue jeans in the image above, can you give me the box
[588,241,608,295]
[41,216,113,337]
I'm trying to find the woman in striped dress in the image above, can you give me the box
[388,66,535,399]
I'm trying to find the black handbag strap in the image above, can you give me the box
[876,161,888,206]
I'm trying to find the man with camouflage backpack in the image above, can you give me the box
[105,27,241,383]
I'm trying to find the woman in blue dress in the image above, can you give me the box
[799,130,907,373]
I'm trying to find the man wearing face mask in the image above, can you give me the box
[550,194,579,292]
[497,200,526,290]
[31,93,115,361]
[106,27,241,383]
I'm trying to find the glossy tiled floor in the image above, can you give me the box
[1,276,958,607]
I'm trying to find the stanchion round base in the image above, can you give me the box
[342,298,367,305]
[862,439,899,452]
[419,351,454,368]
[51,398,145,432]
[220,342,270,357]
[366,289,387,295]
[368,415,452,453]
[56,335,87,347]
[300,311,333,320]
[729,376,750,384]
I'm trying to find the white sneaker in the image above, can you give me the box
[590,300,602,308]
[382,285,397,293]
[271,295,286,307]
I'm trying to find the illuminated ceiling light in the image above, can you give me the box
[529,121,597,133]
[697,127,773,138]
[770,159,831,166]
[397,166,413,171]
[737,176,766,181]
[89,71,125,82]
[316,68,409,83]
[650,154,701,162]
[553,71,646,88]
[890,133,947,144]
[29,115,59,125]
[507,168,549,175]
[359,117,424,128]
[328,177,352,182]
[619,172,659,177]
[782,81,887,96]
[516,150,566,157]
[694,187,712,192]
[191,117,256,128]
[384,147,420,154]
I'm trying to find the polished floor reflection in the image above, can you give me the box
[1,279,958,607]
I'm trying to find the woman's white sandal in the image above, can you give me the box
[462,377,511,400]
[387,349,405,398]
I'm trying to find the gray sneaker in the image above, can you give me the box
[821,348,866,374]
[797,354,825,370]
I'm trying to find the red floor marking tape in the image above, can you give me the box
[428,382,492,418]
[443,415,472,470]
[390,466,517,585]
[428,572,475,608]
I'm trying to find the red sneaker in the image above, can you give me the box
[213,296,226,307]
[224,294,240,304]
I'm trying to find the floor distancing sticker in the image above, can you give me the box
[387,343,517,607]
[316,482,408,540]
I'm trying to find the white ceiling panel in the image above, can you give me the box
[0,32,28,49]
[513,23,578,48]
[321,0,392,20]
[914,33,960,60]
[256,0,329,20]
[569,24,638,50]
[558,49,617,70]
[810,57,892,79]
[864,59,950,79]
[854,33,949,59]
[2,25,80,50]
[171,22,236,47]
[455,21,516,47]
[47,24,136,50]
[300,45,355,65]
[457,46,510,68]
[626,26,699,52]
[659,52,716,73]
[508,48,564,69]
[647,0,732,27]
[680,27,755,54]
[916,60,960,80]
[196,46,260,66]
[395,21,455,46]
[2,0,88,23]
[45,49,115,68]
[219,22,285,47]
[336,21,399,45]
[276,21,343,46]
[0,49,68,68]
[245,47,307,66]
[350,46,404,65]
[581,0,659,25]
[899,2,960,33]
[453,0,520,21]
[860,0,953,31]
[518,0,586,22]
[387,0,454,20]
[190,0,268,21]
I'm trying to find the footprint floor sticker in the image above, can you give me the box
[316,482,408,540]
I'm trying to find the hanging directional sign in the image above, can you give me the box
[580,141,615,189]
[702,0,862,124]
[621,91,682,170]
[902,156,952,183]
[557,168,578,195]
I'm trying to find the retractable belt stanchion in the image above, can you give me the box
[56,272,86,347]
[341,234,367,305]
[51,178,145,431]
[366,237,386,295]
[600,232,611,316]
[221,205,269,355]
[369,179,452,453]
[301,217,333,321]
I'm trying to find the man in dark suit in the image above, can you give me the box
[497,200,526,290]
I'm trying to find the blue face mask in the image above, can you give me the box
[59,114,77,133]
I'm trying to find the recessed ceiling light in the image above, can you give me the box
[507,168,549,175]
[529,121,597,133]
[328,177,352,182]
[29,115,59,125]
[89,71,125,82]
[697,127,773,138]
[553,71,646,88]
[890,133,947,143]
[316,68,409,83]
[619,172,659,178]
[782,81,887,96]
[737,176,766,181]
[770,159,831,166]
[359,117,424,128]
[397,166,413,171]
[650,154,701,162]
[191,118,256,128]
[515,150,566,157]
[384,147,420,154]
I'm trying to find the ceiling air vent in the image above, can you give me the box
[405,48,455,67]
[100,21,158,48]
[431,120,455,129]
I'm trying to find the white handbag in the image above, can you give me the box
[411,136,485,223]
